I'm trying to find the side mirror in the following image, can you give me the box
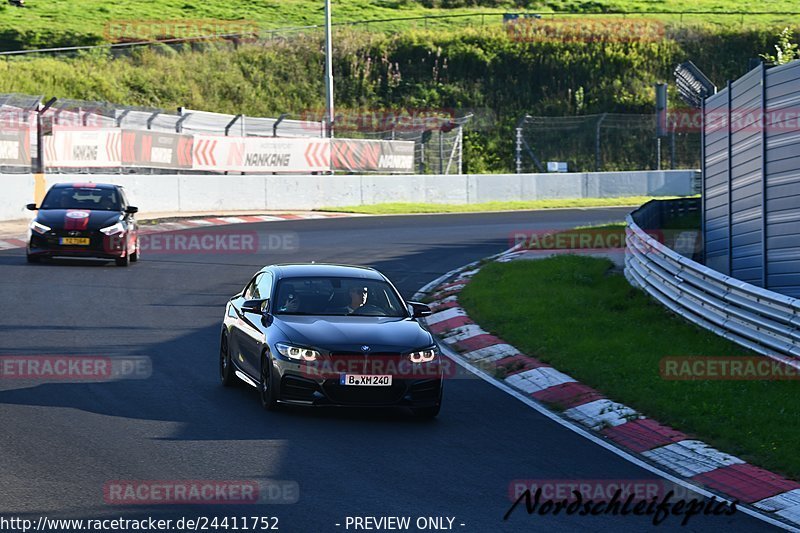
[242,299,269,315]
[407,301,432,319]
[26,203,38,211]
[126,206,139,214]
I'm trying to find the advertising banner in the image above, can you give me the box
[332,139,414,173]
[44,128,121,168]
[191,135,330,173]
[0,127,30,167]
[121,130,193,169]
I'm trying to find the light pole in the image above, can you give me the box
[324,0,334,138]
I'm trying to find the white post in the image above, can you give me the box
[324,0,335,139]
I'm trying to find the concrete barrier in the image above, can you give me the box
[0,170,698,222]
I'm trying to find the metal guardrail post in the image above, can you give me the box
[700,96,706,266]
[438,130,444,175]
[760,62,768,290]
[595,112,607,172]
[457,125,463,175]
[175,111,191,133]
[115,109,131,128]
[225,114,243,136]
[36,97,57,174]
[146,111,160,130]
[726,80,733,277]
[273,113,288,137]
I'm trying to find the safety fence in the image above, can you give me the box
[625,198,800,363]
[702,60,800,298]
[0,94,466,175]
[516,113,701,173]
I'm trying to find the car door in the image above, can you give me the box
[236,272,273,377]
[240,272,274,376]
[229,274,262,379]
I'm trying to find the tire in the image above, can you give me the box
[115,254,130,267]
[259,354,279,411]
[26,254,40,264]
[219,332,238,387]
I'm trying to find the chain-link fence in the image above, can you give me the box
[0,94,40,173]
[515,113,701,173]
[0,94,468,175]
[343,115,470,175]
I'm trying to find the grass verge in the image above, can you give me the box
[458,256,800,478]
[317,196,684,214]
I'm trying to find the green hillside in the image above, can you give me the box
[0,0,798,51]
[1,1,797,172]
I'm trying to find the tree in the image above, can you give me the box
[761,27,799,66]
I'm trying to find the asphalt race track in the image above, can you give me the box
[0,209,778,532]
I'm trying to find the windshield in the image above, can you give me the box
[40,187,121,211]
[273,276,408,318]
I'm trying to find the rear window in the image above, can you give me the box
[41,187,121,211]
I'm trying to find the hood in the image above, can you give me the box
[274,315,433,353]
[36,209,122,231]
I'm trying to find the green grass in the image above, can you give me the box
[459,256,800,478]
[317,196,682,214]
[1,0,799,51]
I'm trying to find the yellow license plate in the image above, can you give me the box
[60,238,90,246]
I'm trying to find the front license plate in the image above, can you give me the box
[59,238,90,246]
[340,374,392,386]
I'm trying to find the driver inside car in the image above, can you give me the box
[276,284,301,313]
[325,285,368,315]
[347,285,368,314]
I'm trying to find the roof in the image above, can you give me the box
[51,182,119,190]
[267,263,384,281]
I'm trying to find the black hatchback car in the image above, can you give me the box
[220,264,443,417]
[26,182,140,267]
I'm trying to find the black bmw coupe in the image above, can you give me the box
[220,264,443,417]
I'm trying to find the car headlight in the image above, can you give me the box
[275,342,320,362]
[100,221,126,236]
[408,347,438,364]
[29,220,51,235]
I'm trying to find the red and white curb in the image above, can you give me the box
[0,212,359,251]
[417,248,800,531]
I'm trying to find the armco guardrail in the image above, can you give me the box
[625,198,800,362]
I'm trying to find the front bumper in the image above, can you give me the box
[28,232,128,259]
[272,358,443,408]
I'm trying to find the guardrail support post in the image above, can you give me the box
[595,112,607,171]
[146,112,160,131]
[115,109,131,128]
[225,114,243,136]
[438,130,444,175]
[175,110,191,133]
[35,97,57,174]
[273,113,288,137]
[726,80,733,276]
[760,63,768,289]
[700,96,706,265]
